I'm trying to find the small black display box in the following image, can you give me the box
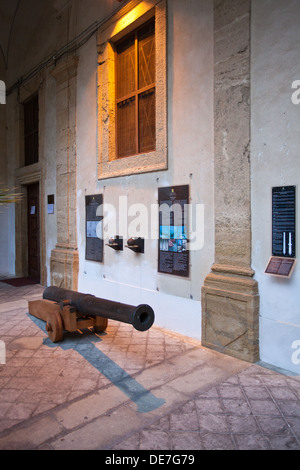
[272,186,296,258]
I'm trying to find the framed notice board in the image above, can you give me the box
[272,186,296,258]
[85,194,103,262]
[265,186,297,278]
[158,185,189,277]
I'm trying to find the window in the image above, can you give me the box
[24,95,39,166]
[97,0,167,179]
[116,19,155,158]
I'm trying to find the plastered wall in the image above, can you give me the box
[75,0,214,339]
[251,0,300,373]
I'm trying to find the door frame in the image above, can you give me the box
[27,182,40,279]
[15,168,45,284]
[12,76,46,285]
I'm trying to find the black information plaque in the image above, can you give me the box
[272,186,296,258]
[85,194,103,262]
[47,194,55,214]
[265,257,297,278]
[158,185,189,277]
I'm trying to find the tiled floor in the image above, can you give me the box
[113,365,300,450]
[0,282,300,450]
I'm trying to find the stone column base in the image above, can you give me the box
[50,246,79,291]
[201,264,259,363]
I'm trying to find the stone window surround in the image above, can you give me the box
[97,0,167,180]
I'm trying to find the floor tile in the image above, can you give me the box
[1,283,300,451]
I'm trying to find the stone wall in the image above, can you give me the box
[50,56,79,290]
[201,0,259,363]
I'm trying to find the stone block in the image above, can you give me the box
[202,265,259,363]
[50,246,79,290]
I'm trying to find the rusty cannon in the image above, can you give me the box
[28,286,155,343]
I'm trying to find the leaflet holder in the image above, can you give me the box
[106,236,123,251]
[126,237,144,253]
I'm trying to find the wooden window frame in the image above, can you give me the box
[115,18,156,158]
[97,0,167,180]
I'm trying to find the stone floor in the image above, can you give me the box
[0,282,300,450]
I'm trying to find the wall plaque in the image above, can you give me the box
[272,186,296,258]
[85,194,103,262]
[265,257,297,278]
[158,185,189,277]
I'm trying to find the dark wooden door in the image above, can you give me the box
[27,183,40,280]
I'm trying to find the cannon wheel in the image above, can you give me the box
[93,316,108,333]
[46,311,63,343]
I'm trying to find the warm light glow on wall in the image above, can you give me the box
[119,8,140,29]
[111,1,154,39]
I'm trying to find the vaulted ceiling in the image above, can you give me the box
[0,0,20,68]
[0,0,126,74]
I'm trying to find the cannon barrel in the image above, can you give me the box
[43,286,155,332]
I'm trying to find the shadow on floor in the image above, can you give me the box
[27,313,165,413]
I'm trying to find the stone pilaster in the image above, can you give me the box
[50,56,79,290]
[201,0,259,363]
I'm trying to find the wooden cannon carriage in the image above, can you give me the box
[28,286,155,343]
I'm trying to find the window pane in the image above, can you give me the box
[117,97,136,158]
[24,106,32,135]
[116,34,135,99]
[25,135,34,166]
[138,20,155,89]
[24,95,39,166]
[138,88,155,153]
[33,131,39,163]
